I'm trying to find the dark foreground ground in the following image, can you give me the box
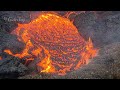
[0,11,120,79]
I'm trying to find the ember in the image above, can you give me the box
[4,12,98,75]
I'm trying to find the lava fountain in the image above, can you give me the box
[4,12,98,75]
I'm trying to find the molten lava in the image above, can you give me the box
[4,13,98,75]
[0,56,2,60]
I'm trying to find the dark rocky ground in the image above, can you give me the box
[0,55,28,79]
[0,11,120,79]
[74,11,120,48]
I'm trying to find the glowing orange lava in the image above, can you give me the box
[4,12,98,75]
[0,56,2,60]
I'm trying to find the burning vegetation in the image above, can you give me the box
[3,12,98,75]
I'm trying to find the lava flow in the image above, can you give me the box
[4,12,98,75]
[0,56,2,60]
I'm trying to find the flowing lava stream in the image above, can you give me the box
[3,12,98,75]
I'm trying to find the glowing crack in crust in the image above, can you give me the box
[4,13,98,75]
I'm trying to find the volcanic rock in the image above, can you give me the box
[74,11,120,48]
[0,11,31,33]
[0,56,28,79]
[0,11,31,23]
[0,32,25,54]
[0,19,17,33]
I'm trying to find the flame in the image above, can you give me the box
[4,12,98,75]
[37,46,56,73]
[74,37,98,70]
